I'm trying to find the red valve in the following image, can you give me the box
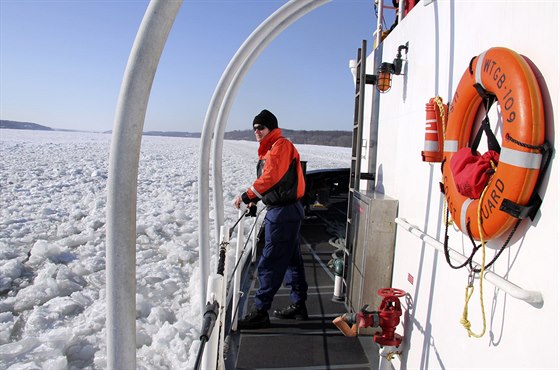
[333,287,406,347]
[374,287,405,346]
[378,288,406,298]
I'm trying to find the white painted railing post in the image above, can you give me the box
[201,225,229,370]
[106,1,182,368]
[201,275,223,370]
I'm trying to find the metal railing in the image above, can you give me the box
[197,206,264,369]
[373,0,401,49]
[395,217,543,306]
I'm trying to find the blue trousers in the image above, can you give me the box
[254,202,308,311]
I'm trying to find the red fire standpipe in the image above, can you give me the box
[374,288,406,346]
[333,288,406,346]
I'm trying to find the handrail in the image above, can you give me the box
[231,207,264,331]
[373,0,400,49]
[200,206,263,369]
[395,218,543,306]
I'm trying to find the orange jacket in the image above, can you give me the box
[241,129,305,207]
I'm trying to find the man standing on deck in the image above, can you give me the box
[233,109,309,329]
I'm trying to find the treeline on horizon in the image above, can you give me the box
[224,129,352,147]
[1,120,352,148]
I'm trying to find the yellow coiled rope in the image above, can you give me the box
[434,96,453,227]
[433,96,447,135]
[460,159,496,338]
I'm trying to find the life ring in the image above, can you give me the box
[442,47,545,240]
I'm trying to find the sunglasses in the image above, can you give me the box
[253,125,266,131]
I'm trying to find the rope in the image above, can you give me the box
[468,157,520,273]
[443,93,553,338]
[460,170,493,338]
[433,96,447,135]
[436,96,450,231]
[216,240,228,276]
[229,208,250,238]
[443,208,478,269]
[441,113,521,273]
[193,339,207,370]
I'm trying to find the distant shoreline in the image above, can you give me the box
[1,119,352,147]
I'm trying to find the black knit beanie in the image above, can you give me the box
[253,109,278,131]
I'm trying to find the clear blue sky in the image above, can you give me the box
[1,1,384,132]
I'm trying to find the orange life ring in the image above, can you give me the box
[442,47,545,240]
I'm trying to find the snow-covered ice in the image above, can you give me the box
[0,129,350,369]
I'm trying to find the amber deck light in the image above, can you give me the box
[377,63,394,93]
[375,43,409,93]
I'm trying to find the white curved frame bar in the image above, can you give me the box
[198,0,331,310]
[212,0,330,239]
[395,217,543,306]
[107,0,336,366]
[106,1,182,368]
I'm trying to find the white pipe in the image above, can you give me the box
[198,0,330,313]
[374,0,383,48]
[379,345,402,370]
[398,0,404,23]
[395,218,544,305]
[349,59,358,84]
[106,1,182,368]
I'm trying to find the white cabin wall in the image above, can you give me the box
[363,1,558,369]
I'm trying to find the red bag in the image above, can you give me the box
[450,148,500,199]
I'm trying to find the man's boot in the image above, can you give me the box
[238,309,270,329]
[273,302,308,320]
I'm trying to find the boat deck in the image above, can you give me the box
[226,198,378,369]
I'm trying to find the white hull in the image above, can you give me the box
[364,1,558,368]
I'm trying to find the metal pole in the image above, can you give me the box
[106,1,182,368]
[374,0,384,48]
[398,0,404,23]
[231,209,246,332]
[394,218,544,305]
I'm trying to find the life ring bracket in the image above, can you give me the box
[500,139,553,221]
